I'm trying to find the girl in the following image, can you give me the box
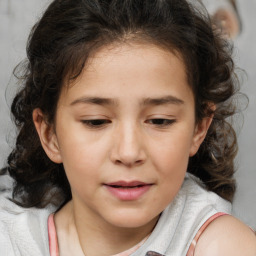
[0,0,255,255]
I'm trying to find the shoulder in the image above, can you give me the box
[0,188,56,227]
[181,174,232,213]
[194,215,256,256]
[0,190,56,255]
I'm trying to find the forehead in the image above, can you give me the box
[60,43,193,105]
[84,42,187,81]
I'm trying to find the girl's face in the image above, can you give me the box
[36,43,210,229]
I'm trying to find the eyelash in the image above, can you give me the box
[81,118,176,128]
[146,118,176,127]
[81,119,111,128]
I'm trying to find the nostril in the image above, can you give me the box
[114,158,145,167]
[115,159,122,165]
[135,159,144,165]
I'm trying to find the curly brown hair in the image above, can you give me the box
[3,0,240,208]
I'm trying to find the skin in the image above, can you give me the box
[195,215,256,256]
[33,43,256,256]
[212,8,240,39]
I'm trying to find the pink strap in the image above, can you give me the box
[48,214,59,256]
[186,212,228,256]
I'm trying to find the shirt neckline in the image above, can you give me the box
[47,213,151,256]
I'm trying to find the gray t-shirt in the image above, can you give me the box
[0,174,231,256]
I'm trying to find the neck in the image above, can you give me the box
[55,200,159,256]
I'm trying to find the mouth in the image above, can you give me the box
[105,181,151,188]
[108,185,145,188]
[103,181,153,201]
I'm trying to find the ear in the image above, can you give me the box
[189,114,214,157]
[33,108,62,163]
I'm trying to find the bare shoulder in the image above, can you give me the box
[194,215,256,256]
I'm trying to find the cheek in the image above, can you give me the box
[56,134,106,190]
[148,144,189,215]
[57,123,108,164]
[60,143,102,177]
[150,132,193,174]
[156,149,189,191]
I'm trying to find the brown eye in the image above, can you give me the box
[146,119,176,127]
[81,119,111,128]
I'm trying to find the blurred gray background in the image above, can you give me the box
[0,0,255,229]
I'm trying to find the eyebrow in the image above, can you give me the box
[70,97,118,106]
[141,96,184,106]
[70,95,184,106]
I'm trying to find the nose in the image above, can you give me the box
[110,122,146,167]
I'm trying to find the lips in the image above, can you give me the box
[104,181,152,201]
[106,181,149,188]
